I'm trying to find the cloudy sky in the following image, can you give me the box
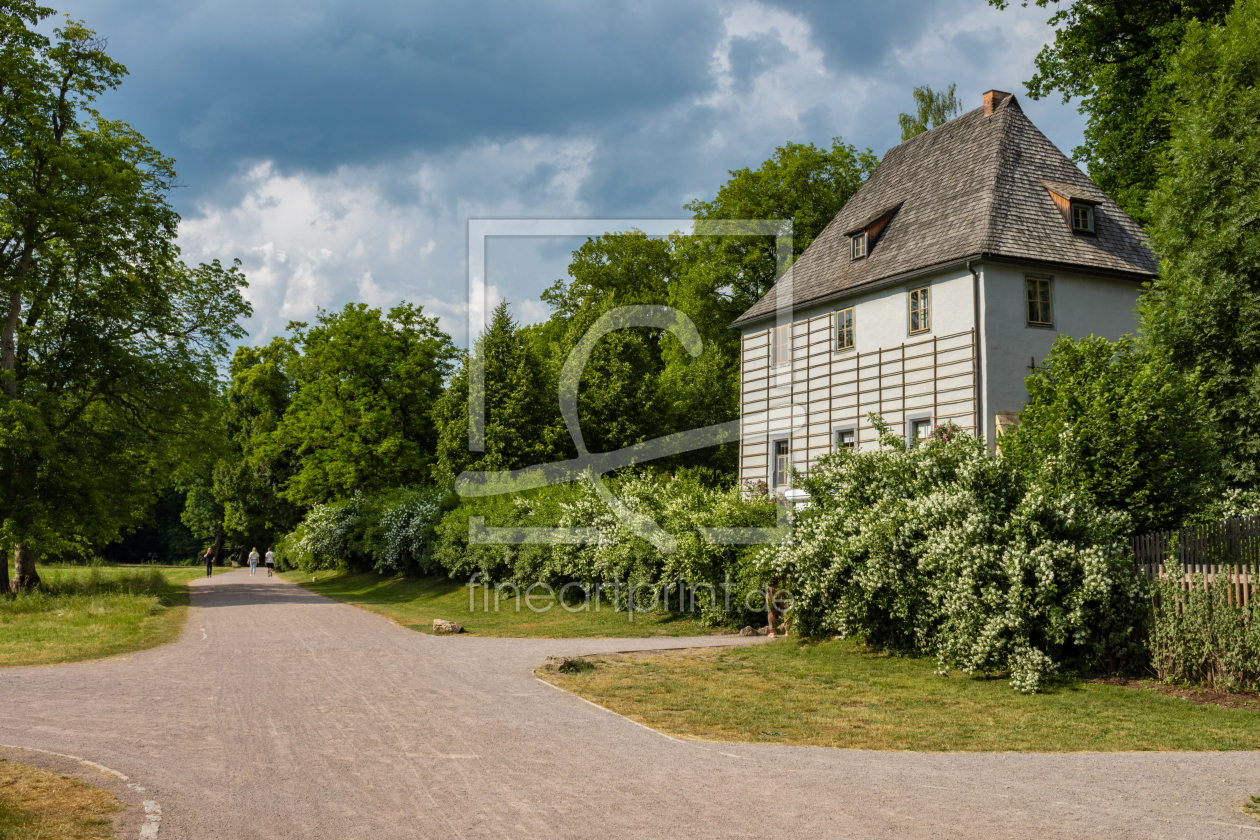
[52,0,1080,346]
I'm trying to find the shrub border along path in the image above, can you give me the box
[2,570,1259,839]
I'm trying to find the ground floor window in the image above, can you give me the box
[909,418,932,447]
[836,429,855,450]
[773,440,790,486]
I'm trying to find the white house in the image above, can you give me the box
[732,90,1158,493]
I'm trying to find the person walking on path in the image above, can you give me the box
[203,546,214,578]
[248,547,259,576]
[264,548,275,577]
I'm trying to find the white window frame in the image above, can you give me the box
[834,426,857,453]
[850,232,867,260]
[907,415,933,448]
[1070,202,1095,234]
[771,323,791,367]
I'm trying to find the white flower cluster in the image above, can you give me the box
[437,471,777,623]
[291,494,367,566]
[375,488,445,575]
[756,418,1146,692]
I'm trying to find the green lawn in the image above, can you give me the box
[282,569,725,638]
[0,564,221,667]
[544,638,1260,752]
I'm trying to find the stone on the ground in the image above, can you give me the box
[539,655,585,674]
[739,626,756,636]
[757,626,770,636]
[432,619,463,635]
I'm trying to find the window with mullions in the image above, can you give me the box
[773,440,790,487]
[771,324,791,366]
[909,418,932,447]
[851,232,867,260]
[1071,203,1094,233]
[908,286,930,334]
[835,307,854,351]
[836,429,855,451]
[1026,277,1053,326]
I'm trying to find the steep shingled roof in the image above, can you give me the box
[732,96,1157,327]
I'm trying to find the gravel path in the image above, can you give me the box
[1,569,1257,838]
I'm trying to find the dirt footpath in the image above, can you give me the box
[0,570,1256,839]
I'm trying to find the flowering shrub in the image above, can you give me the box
[755,417,1148,692]
[281,494,369,571]
[373,487,446,575]
[433,470,777,625]
[278,487,451,573]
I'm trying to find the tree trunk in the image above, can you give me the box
[11,543,39,590]
[1,544,9,592]
[2,242,34,397]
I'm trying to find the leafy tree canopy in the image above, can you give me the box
[1140,0,1260,490]
[257,302,456,505]
[683,138,877,315]
[433,301,560,481]
[1000,335,1221,533]
[0,5,251,587]
[990,0,1233,224]
[898,83,961,141]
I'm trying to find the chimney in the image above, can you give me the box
[983,90,1013,115]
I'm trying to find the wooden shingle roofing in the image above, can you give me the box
[732,95,1157,327]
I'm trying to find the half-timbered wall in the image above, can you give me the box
[739,269,979,489]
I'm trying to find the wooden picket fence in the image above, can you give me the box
[1131,515,1260,607]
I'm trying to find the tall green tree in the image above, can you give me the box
[898,83,962,141]
[1140,0,1260,491]
[258,302,456,505]
[216,339,301,540]
[1000,336,1220,533]
[990,0,1233,224]
[0,5,251,589]
[432,301,558,480]
[683,138,877,315]
[537,233,678,456]
[511,140,876,477]
[175,338,302,566]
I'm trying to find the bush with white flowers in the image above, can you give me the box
[432,469,777,624]
[283,494,369,570]
[756,418,1147,692]
[374,487,446,575]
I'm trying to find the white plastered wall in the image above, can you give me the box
[979,262,1143,445]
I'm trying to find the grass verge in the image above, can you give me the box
[281,569,723,638]
[542,638,1260,752]
[0,564,220,667]
[0,757,120,839]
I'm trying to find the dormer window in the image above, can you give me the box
[1071,203,1094,233]
[851,232,867,260]
[1042,180,1100,236]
